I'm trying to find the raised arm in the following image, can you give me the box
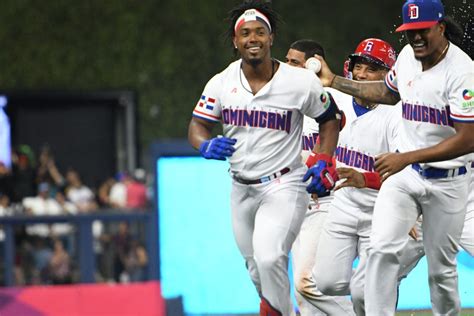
[314,55,400,105]
[331,77,400,105]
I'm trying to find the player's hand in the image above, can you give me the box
[302,154,338,195]
[199,137,237,161]
[335,167,365,190]
[313,54,336,87]
[310,193,320,202]
[375,152,410,182]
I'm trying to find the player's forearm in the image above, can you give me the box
[317,119,339,156]
[188,118,213,150]
[401,131,474,165]
[331,76,400,105]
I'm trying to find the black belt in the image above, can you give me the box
[411,163,467,179]
[233,167,290,185]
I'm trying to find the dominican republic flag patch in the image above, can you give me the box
[197,95,216,110]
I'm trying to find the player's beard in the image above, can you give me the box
[246,57,263,68]
[242,51,267,68]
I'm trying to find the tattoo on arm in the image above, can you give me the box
[332,76,400,105]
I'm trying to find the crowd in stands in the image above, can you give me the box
[0,144,150,286]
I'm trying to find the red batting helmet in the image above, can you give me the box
[348,38,396,71]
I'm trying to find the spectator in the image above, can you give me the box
[64,169,103,279]
[0,192,13,216]
[11,146,36,202]
[54,190,78,253]
[126,169,148,209]
[112,221,133,282]
[123,239,148,282]
[48,239,72,284]
[55,190,78,215]
[109,172,128,209]
[65,169,98,212]
[0,193,14,242]
[98,177,116,208]
[22,182,66,284]
[30,238,52,284]
[23,182,62,238]
[0,161,14,199]
[36,145,65,196]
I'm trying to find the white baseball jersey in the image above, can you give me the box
[193,60,332,180]
[385,43,474,169]
[328,88,401,209]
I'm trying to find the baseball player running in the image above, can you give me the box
[187,2,341,315]
[313,0,474,314]
[286,39,355,316]
[311,38,407,315]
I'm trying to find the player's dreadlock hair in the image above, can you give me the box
[290,39,326,60]
[440,16,464,47]
[226,0,280,40]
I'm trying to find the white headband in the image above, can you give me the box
[234,9,272,33]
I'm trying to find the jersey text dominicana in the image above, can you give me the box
[384,43,474,169]
[193,60,331,180]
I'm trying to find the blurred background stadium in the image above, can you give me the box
[0,0,472,315]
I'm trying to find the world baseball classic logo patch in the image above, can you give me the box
[462,89,474,109]
[320,92,330,109]
[462,89,473,101]
[197,95,216,110]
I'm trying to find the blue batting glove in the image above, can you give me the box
[302,160,331,196]
[199,137,237,161]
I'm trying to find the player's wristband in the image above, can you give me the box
[305,152,318,168]
[305,152,336,168]
[363,172,381,190]
[316,153,333,165]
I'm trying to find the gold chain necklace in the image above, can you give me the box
[433,41,449,66]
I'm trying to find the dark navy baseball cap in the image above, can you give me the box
[396,0,445,32]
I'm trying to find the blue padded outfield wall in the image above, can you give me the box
[157,157,474,315]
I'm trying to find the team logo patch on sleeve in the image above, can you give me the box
[197,95,216,110]
[462,89,473,101]
[320,92,330,109]
[462,89,474,109]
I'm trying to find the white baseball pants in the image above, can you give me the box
[312,193,372,315]
[231,166,308,316]
[291,204,355,316]
[365,166,469,316]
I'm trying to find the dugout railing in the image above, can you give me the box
[0,210,158,286]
